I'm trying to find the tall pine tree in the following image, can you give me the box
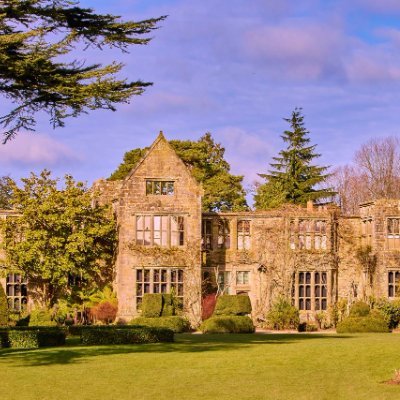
[254,109,333,209]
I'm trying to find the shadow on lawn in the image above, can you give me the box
[0,333,353,367]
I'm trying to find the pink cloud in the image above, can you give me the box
[0,133,79,166]
[243,23,345,79]
[346,47,400,82]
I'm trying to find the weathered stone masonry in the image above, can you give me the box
[2,133,400,324]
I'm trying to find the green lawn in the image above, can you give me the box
[2,333,400,400]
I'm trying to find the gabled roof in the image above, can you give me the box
[124,131,202,190]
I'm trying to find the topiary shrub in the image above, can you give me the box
[349,301,370,317]
[141,293,178,317]
[266,297,299,330]
[0,284,8,326]
[374,298,400,329]
[130,316,191,333]
[29,307,57,326]
[80,325,174,345]
[336,313,390,333]
[161,294,175,316]
[200,316,255,333]
[213,295,252,316]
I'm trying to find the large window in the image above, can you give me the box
[136,215,184,247]
[136,268,184,309]
[387,218,400,249]
[6,273,28,312]
[297,271,327,311]
[290,219,327,251]
[217,271,231,294]
[388,271,400,298]
[236,271,250,285]
[146,180,174,195]
[217,219,230,249]
[202,220,212,250]
[237,220,251,250]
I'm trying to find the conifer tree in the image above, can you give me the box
[0,0,166,142]
[255,109,333,209]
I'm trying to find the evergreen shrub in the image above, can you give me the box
[0,327,66,348]
[200,316,255,333]
[0,284,8,326]
[336,314,390,333]
[80,325,174,345]
[374,298,400,329]
[266,297,299,330]
[130,316,191,333]
[213,295,252,316]
[298,322,318,332]
[349,301,370,317]
[160,294,174,316]
[29,308,57,326]
[141,293,178,317]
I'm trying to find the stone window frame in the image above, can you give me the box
[6,273,28,312]
[135,214,185,247]
[217,271,232,294]
[237,220,251,250]
[387,217,400,250]
[361,217,373,246]
[289,219,328,251]
[236,270,250,285]
[202,219,213,250]
[295,271,328,311]
[145,180,175,196]
[388,270,400,298]
[217,219,231,249]
[135,267,184,310]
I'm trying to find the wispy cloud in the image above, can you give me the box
[0,133,79,167]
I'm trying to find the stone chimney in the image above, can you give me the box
[307,200,314,211]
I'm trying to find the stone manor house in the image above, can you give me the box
[2,132,400,324]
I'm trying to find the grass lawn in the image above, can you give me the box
[1,333,400,400]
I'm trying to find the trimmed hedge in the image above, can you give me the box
[141,294,177,317]
[200,316,255,333]
[298,322,318,332]
[336,314,390,333]
[80,325,174,345]
[214,295,252,316]
[0,327,66,348]
[161,294,174,317]
[130,316,191,333]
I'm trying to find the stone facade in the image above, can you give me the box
[2,133,400,325]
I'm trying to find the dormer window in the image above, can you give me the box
[146,180,174,195]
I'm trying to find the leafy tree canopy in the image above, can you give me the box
[109,133,248,212]
[255,109,334,209]
[0,0,166,142]
[0,170,117,305]
[0,176,13,209]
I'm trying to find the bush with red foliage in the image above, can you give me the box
[90,301,117,324]
[202,293,217,320]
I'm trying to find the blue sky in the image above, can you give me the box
[2,0,400,195]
